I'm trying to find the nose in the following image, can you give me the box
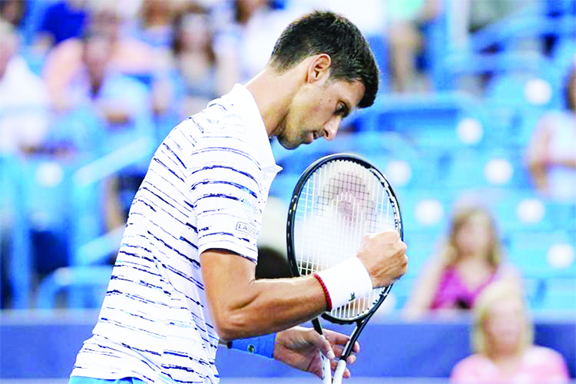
[322,117,341,141]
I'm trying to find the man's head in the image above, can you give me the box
[270,11,379,108]
[267,11,379,149]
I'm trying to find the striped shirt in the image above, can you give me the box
[71,84,281,383]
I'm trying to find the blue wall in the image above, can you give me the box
[1,311,574,380]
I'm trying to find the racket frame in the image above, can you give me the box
[286,153,404,382]
[286,153,403,322]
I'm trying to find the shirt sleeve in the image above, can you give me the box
[188,119,264,262]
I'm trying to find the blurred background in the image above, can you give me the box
[0,0,575,382]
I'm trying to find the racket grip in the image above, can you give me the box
[332,359,347,384]
[320,352,332,384]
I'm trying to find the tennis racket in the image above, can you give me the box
[286,153,403,384]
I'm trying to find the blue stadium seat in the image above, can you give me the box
[537,277,576,311]
[485,72,560,111]
[0,155,32,308]
[20,156,76,277]
[400,190,453,235]
[403,232,442,275]
[442,150,488,189]
[552,37,576,67]
[36,265,113,309]
[491,189,556,234]
[506,230,575,278]
[365,34,390,93]
[387,276,416,310]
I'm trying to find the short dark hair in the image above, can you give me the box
[269,10,379,108]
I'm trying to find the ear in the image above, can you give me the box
[306,54,331,84]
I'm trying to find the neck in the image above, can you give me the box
[245,65,300,137]
[459,250,489,262]
[487,343,523,363]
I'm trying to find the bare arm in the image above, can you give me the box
[525,117,553,193]
[403,257,445,319]
[202,249,326,342]
[202,231,407,341]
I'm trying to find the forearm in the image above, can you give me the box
[202,230,407,340]
[527,161,549,191]
[222,276,326,339]
[201,250,327,341]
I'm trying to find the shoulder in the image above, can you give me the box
[496,263,522,281]
[451,354,493,377]
[535,110,574,133]
[525,345,568,364]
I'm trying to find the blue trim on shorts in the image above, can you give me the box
[69,377,145,384]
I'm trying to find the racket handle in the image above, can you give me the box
[320,352,332,384]
[332,359,347,384]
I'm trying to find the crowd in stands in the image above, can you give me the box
[1,0,575,338]
[1,0,575,381]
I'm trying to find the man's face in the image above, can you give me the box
[277,78,365,150]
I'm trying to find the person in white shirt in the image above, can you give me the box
[0,20,51,156]
[70,10,408,384]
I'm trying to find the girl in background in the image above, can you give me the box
[404,203,521,318]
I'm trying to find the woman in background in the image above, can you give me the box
[404,203,521,318]
[450,280,569,383]
[525,63,576,203]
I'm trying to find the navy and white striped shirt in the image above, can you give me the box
[71,84,281,383]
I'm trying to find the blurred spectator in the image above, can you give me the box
[385,0,441,93]
[169,10,218,116]
[404,203,521,318]
[0,0,27,30]
[51,30,154,234]
[525,63,576,203]
[131,0,184,50]
[450,280,570,383]
[0,19,51,156]
[466,0,530,35]
[213,0,294,94]
[42,0,158,111]
[151,6,219,140]
[33,0,89,54]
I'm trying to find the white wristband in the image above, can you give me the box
[315,258,373,310]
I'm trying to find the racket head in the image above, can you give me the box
[286,153,402,324]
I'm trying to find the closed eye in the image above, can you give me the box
[336,103,350,118]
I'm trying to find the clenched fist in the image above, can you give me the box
[356,230,408,288]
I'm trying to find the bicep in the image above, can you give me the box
[201,248,257,307]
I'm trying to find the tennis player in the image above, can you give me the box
[70,10,408,384]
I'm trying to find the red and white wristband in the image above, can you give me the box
[313,258,373,311]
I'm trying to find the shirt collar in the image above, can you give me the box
[223,84,281,173]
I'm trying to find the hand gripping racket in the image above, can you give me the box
[286,153,403,384]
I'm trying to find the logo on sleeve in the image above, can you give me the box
[236,222,258,238]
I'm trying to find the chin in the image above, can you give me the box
[278,136,300,150]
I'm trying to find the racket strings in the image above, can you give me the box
[294,159,400,321]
